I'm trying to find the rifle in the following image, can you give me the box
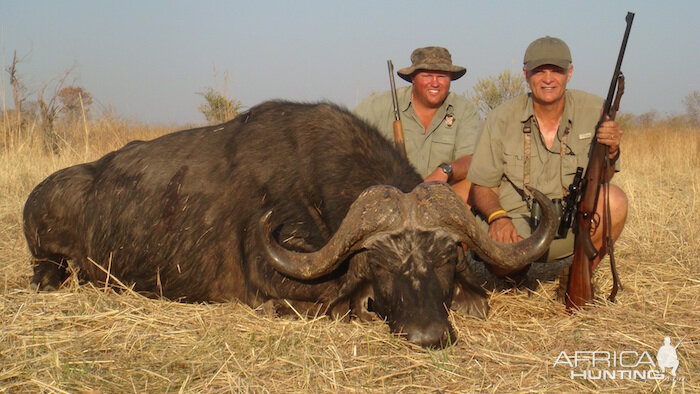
[565,11,634,310]
[387,60,407,158]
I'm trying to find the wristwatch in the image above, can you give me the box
[438,162,453,183]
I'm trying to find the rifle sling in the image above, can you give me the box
[602,156,623,302]
[523,117,532,202]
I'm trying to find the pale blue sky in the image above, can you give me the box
[2,1,698,125]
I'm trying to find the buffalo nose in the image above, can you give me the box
[402,322,455,348]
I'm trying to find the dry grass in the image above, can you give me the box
[1,119,698,393]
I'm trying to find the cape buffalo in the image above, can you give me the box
[23,100,556,348]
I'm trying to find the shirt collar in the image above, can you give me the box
[403,86,454,115]
[521,90,574,132]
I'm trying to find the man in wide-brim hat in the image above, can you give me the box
[354,46,481,203]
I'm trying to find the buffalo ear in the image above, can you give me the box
[349,282,376,321]
[450,279,489,319]
[451,248,489,319]
[327,254,372,320]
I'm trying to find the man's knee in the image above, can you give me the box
[451,179,471,206]
[598,185,628,225]
[609,185,628,225]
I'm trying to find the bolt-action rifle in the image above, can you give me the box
[387,60,407,158]
[565,12,634,310]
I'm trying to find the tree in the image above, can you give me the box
[5,50,29,126]
[471,69,526,117]
[36,67,76,153]
[198,87,241,124]
[683,90,700,127]
[58,86,93,122]
[614,112,635,131]
[636,110,658,128]
[37,87,62,153]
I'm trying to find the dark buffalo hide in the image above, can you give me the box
[23,100,556,348]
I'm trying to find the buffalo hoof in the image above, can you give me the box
[30,258,69,291]
[29,281,59,292]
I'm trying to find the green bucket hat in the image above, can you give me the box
[397,46,467,82]
[523,36,572,71]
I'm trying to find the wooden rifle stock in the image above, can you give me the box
[387,60,407,158]
[566,12,634,310]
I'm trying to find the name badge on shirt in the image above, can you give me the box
[445,114,454,127]
[579,132,592,139]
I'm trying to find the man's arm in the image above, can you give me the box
[425,95,482,183]
[424,154,472,183]
[468,184,522,243]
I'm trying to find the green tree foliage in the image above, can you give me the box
[683,90,700,126]
[471,69,526,117]
[198,87,241,124]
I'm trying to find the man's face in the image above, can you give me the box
[411,70,451,108]
[524,64,573,105]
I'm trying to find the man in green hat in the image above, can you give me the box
[467,36,628,274]
[354,46,482,203]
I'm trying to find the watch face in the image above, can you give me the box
[439,163,453,181]
[440,163,452,175]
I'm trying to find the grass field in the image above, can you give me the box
[1,118,698,393]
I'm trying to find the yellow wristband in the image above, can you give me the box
[487,209,507,224]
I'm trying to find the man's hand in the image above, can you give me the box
[597,118,622,159]
[469,184,524,243]
[488,217,523,244]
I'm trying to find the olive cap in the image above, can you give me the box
[523,36,572,71]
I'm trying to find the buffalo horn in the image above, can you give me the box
[413,183,557,274]
[258,185,406,280]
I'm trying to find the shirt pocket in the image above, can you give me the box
[569,131,593,167]
[561,154,580,181]
[503,150,524,185]
[429,130,457,168]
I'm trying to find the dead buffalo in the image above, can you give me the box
[23,100,556,348]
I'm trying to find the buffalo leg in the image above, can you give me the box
[30,255,69,291]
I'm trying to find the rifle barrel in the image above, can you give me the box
[603,12,635,118]
[388,60,400,121]
[387,59,407,158]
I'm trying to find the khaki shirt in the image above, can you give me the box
[467,89,608,236]
[353,86,482,178]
